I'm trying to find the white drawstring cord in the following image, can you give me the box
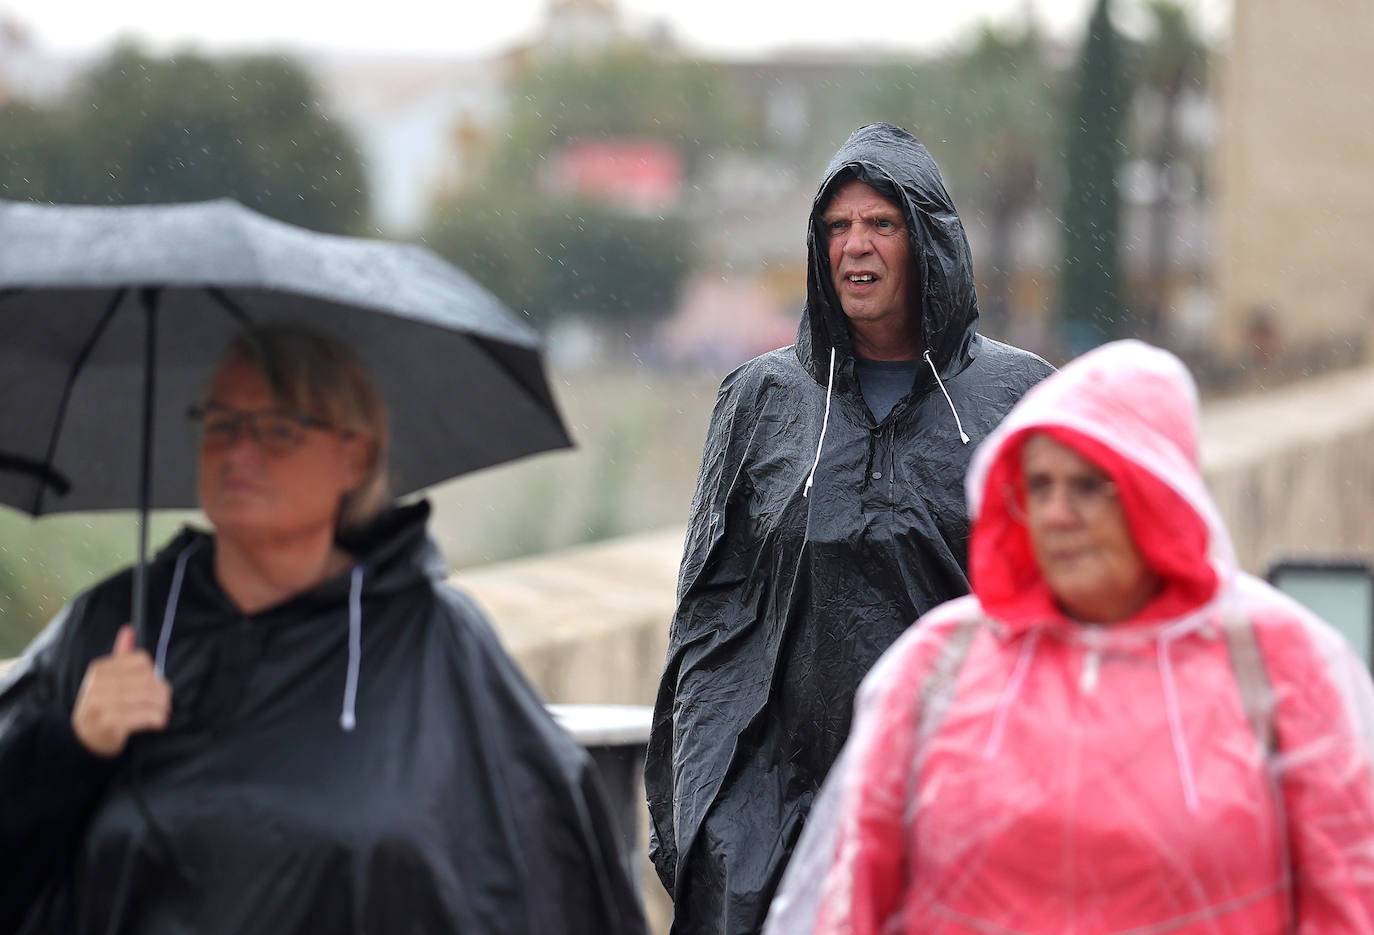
[1158,634,1201,812]
[804,347,837,498]
[154,540,203,678]
[923,350,970,444]
[150,542,366,732]
[982,629,1040,759]
[340,565,364,732]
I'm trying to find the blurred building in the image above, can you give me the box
[0,17,82,105]
[655,272,799,369]
[2,2,1269,374]
[1215,0,1374,368]
[305,53,508,233]
[518,0,677,64]
[543,0,620,53]
[308,0,675,233]
[543,140,683,213]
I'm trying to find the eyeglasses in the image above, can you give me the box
[188,404,350,455]
[1006,474,1120,523]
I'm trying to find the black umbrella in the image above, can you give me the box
[0,198,572,634]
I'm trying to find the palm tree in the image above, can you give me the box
[958,25,1058,339]
[851,20,1062,342]
[1060,0,1128,352]
[1137,0,1208,343]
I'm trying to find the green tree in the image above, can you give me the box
[841,23,1065,338]
[427,49,714,331]
[493,50,760,183]
[942,25,1062,338]
[1059,0,1128,351]
[0,510,183,657]
[0,46,370,234]
[1135,0,1209,342]
[0,101,69,202]
[424,190,693,330]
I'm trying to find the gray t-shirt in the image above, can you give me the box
[854,356,921,423]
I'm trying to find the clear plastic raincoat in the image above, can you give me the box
[765,340,1374,934]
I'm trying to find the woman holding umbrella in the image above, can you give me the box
[0,323,646,935]
[765,340,1374,934]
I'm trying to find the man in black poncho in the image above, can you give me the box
[645,123,1054,934]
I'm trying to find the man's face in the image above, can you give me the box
[822,179,916,332]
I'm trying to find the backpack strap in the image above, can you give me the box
[904,618,981,829]
[1223,610,1276,762]
[917,618,981,749]
[1222,608,1296,934]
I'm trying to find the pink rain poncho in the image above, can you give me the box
[765,340,1374,934]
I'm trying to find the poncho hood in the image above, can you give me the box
[800,122,980,386]
[148,499,443,627]
[966,339,1232,630]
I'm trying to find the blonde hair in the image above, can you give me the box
[220,322,391,534]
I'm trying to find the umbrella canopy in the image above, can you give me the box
[0,198,573,629]
[0,198,571,514]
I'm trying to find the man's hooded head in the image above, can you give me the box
[803,123,979,378]
[817,175,920,354]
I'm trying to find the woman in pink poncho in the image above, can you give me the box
[765,340,1374,934]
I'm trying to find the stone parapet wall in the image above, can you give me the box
[463,364,1374,713]
[1200,365,1374,573]
[453,526,682,706]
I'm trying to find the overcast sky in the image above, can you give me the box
[1,0,1229,59]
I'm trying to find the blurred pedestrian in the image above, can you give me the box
[646,122,1053,934]
[0,323,646,935]
[766,340,1374,934]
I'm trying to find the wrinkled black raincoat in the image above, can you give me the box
[645,123,1053,934]
[0,501,646,935]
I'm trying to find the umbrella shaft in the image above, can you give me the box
[133,290,160,642]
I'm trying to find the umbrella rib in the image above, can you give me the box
[0,453,72,496]
[33,288,127,514]
[475,336,565,421]
[206,287,255,326]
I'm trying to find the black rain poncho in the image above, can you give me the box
[0,501,647,935]
[644,123,1053,934]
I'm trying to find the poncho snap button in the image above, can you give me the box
[872,471,882,480]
